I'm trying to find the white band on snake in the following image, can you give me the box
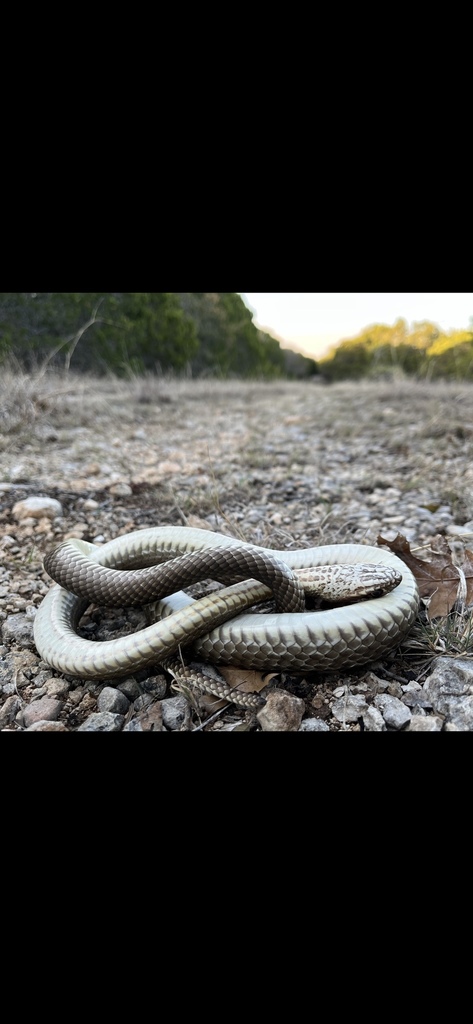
[33,527,419,685]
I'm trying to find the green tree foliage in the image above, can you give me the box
[426,331,473,379]
[0,292,318,379]
[320,319,473,381]
[0,293,199,374]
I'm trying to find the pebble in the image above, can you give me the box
[362,706,386,731]
[160,695,191,730]
[373,694,412,730]
[109,483,133,497]
[421,658,473,730]
[257,690,305,731]
[96,686,130,715]
[331,693,369,723]
[298,717,330,731]
[18,697,63,728]
[0,695,23,727]
[1,614,36,649]
[77,712,125,732]
[25,720,69,731]
[405,715,443,731]
[12,496,63,520]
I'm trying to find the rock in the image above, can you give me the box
[373,694,411,730]
[331,693,369,724]
[108,483,133,497]
[97,686,130,715]
[141,674,168,697]
[133,694,154,713]
[422,657,473,730]
[362,706,386,731]
[76,712,125,731]
[405,715,443,731]
[12,496,63,521]
[298,717,330,731]
[25,720,69,731]
[156,461,181,475]
[446,523,473,538]
[0,694,22,728]
[42,679,70,699]
[0,535,17,549]
[160,695,191,730]
[257,690,305,731]
[116,677,142,701]
[19,697,63,728]
[1,614,36,649]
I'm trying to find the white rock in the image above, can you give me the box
[12,496,63,521]
[331,694,369,723]
[374,694,411,730]
[257,690,305,731]
[362,706,386,731]
[298,717,330,731]
[405,715,443,731]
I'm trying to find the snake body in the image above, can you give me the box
[34,527,419,681]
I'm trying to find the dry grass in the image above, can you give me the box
[402,605,473,665]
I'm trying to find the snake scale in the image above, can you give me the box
[34,527,420,701]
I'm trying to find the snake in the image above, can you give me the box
[33,527,420,704]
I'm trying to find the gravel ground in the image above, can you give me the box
[2,374,473,732]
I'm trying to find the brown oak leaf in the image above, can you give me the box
[196,667,278,711]
[377,533,473,619]
[218,666,278,698]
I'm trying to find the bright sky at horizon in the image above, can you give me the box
[240,293,473,359]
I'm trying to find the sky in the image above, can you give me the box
[240,293,473,359]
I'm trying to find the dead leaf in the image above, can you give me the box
[218,666,278,698]
[377,533,473,619]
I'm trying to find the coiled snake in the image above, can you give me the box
[33,527,419,705]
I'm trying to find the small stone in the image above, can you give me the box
[0,535,17,549]
[257,690,305,731]
[97,686,130,714]
[141,674,167,697]
[12,496,63,521]
[298,717,330,731]
[373,694,411,730]
[0,694,22,728]
[405,715,443,731]
[76,712,125,732]
[422,657,473,730]
[331,693,369,723]
[133,694,154,713]
[160,695,191,730]
[43,679,70,699]
[116,677,142,701]
[1,614,35,649]
[362,706,386,731]
[25,720,69,731]
[109,483,133,497]
[156,460,181,474]
[19,697,63,728]
[446,524,473,538]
